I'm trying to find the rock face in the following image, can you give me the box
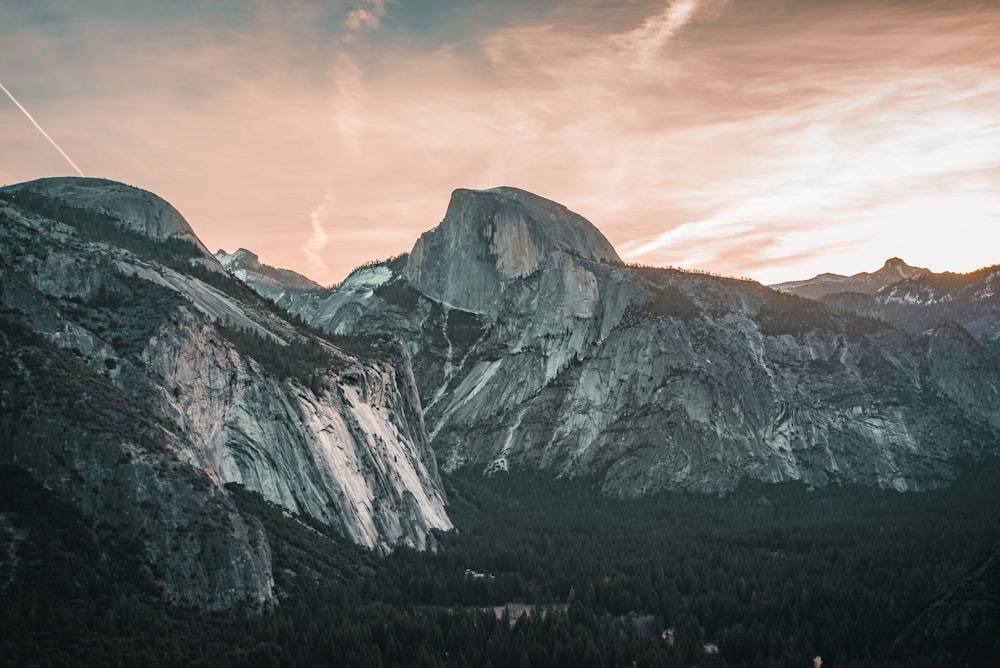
[404,187,621,316]
[0,322,276,611]
[277,188,1000,495]
[0,177,452,608]
[3,177,209,250]
[216,248,324,302]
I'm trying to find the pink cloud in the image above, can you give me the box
[2,1,999,286]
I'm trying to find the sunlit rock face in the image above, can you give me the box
[404,187,621,316]
[283,188,1000,496]
[0,177,452,608]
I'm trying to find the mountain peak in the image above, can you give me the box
[404,187,619,313]
[216,247,322,293]
[450,187,621,265]
[879,257,928,281]
[772,257,931,299]
[3,176,201,245]
[217,247,260,267]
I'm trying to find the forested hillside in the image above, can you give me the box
[3,460,998,667]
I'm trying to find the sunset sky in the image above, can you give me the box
[3,0,999,286]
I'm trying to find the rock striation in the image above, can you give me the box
[276,188,1000,495]
[0,177,452,609]
[404,187,621,316]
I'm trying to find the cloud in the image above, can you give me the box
[616,0,712,66]
[344,0,387,35]
[303,188,336,275]
[3,0,999,286]
[616,60,1000,281]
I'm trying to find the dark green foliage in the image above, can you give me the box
[756,290,837,336]
[888,545,1000,666]
[59,270,186,357]
[0,464,272,668]
[215,322,337,380]
[0,314,170,452]
[224,482,375,594]
[363,465,1000,667]
[3,446,998,666]
[641,282,701,320]
[627,266,721,321]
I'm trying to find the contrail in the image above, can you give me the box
[0,80,85,176]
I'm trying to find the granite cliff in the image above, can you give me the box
[0,178,451,609]
[274,188,1000,495]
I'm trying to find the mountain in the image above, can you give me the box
[215,247,323,302]
[0,177,451,609]
[266,187,1000,496]
[5,176,212,251]
[771,257,931,299]
[776,259,1000,357]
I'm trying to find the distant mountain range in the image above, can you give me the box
[3,176,999,610]
[771,257,933,299]
[773,257,1000,355]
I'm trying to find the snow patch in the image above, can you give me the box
[344,265,393,290]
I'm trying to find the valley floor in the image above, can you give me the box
[2,459,999,667]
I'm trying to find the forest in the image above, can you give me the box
[2,455,998,667]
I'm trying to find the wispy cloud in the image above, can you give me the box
[303,187,336,275]
[3,1,999,285]
[344,0,387,35]
[617,0,724,67]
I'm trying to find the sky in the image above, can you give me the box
[2,0,1000,286]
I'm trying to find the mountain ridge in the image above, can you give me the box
[7,175,1000,605]
[262,186,1000,496]
[0,176,453,609]
[770,257,933,299]
[775,257,1000,356]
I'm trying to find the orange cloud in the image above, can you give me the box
[2,1,998,286]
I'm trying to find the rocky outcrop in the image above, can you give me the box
[404,187,621,316]
[215,248,323,302]
[0,316,275,611]
[3,177,209,251]
[135,313,449,550]
[0,177,453,608]
[282,188,1000,495]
